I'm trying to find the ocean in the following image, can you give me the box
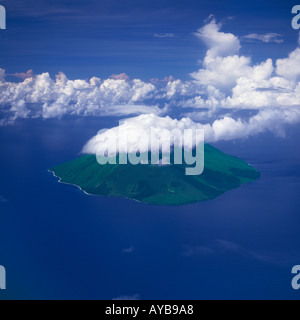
[0,117,299,300]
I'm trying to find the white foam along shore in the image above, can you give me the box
[48,169,146,205]
[48,169,95,197]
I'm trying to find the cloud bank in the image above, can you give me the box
[1,17,300,143]
[0,72,162,125]
[83,109,300,156]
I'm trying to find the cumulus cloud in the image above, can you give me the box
[190,21,283,94]
[276,48,300,81]
[191,19,251,91]
[0,71,161,124]
[82,114,203,155]
[162,79,203,99]
[243,33,283,44]
[1,17,300,144]
[82,107,300,157]
[194,18,241,60]
[202,107,300,141]
[191,55,251,90]
[188,19,300,113]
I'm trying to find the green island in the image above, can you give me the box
[50,144,260,205]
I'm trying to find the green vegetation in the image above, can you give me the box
[51,144,260,205]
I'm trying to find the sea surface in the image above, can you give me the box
[0,117,300,300]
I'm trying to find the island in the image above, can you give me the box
[50,144,260,205]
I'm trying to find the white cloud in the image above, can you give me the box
[131,79,155,101]
[190,23,282,94]
[1,17,300,144]
[82,108,300,156]
[82,114,201,155]
[194,18,241,61]
[202,107,300,141]
[189,20,300,111]
[0,70,160,122]
[276,48,300,81]
[162,79,202,99]
[243,33,283,44]
[190,55,252,90]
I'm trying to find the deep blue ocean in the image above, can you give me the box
[0,117,300,300]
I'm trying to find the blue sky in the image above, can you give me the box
[1,0,300,143]
[1,0,299,80]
